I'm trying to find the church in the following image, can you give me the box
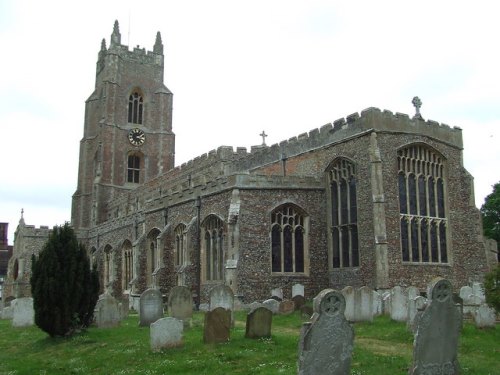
[4,21,493,305]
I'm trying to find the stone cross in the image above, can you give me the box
[412,96,423,120]
[260,131,268,146]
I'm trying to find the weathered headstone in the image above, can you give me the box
[246,301,264,312]
[373,290,383,316]
[382,291,391,315]
[12,297,34,327]
[278,299,295,315]
[292,295,306,311]
[150,317,183,351]
[407,286,420,301]
[409,278,461,375]
[139,288,163,327]
[407,296,426,333]
[209,284,234,325]
[167,286,192,326]
[262,298,280,314]
[245,306,272,339]
[271,287,283,301]
[292,283,305,298]
[298,289,354,375]
[203,307,231,344]
[95,293,121,328]
[341,286,355,321]
[473,304,496,328]
[118,296,130,320]
[390,286,407,322]
[357,286,374,322]
[471,282,485,302]
[1,305,14,320]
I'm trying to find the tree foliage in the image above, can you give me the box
[30,223,99,337]
[480,182,500,248]
[483,264,500,313]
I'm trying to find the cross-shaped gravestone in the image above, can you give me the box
[412,96,423,120]
[260,131,268,146]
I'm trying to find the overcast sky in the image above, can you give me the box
[1,0,499,243]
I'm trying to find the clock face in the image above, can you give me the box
[128,128,145,146]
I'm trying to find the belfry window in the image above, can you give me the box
[203,215,224,281]
[398,145,448,263]
[271,204,308,274]
[328,159,359,268]
[127,154,141,183]
[128,91,143,124]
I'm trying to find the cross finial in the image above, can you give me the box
[21,208,24,218]
[260,131,268,146]
[412,96,423,120]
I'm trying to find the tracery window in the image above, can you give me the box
[122,241,133,291]
[328,159,359,268]
[175,224,187,267]
[271,204,308,273]
[203,215,224,281]
[398,145,448,263]
[104,245,113,285]
[128,91,143,124]
[127,154,141,183]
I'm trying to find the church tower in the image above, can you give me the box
[72,21,175,230]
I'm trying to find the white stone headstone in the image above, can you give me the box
[372,291,383,316]
[292,283,305,298]
[271,288,283,301]
[12,297,34,327]
[390,286,407,322]
[209,285,234,312]
[357,286,374,322]
[471,282,485,302]
[262,299,280,314]
[150,317,183,351]
[139,288,163,327]
[341,286,355,321]
[473,304,496,328]
[407,296,426,332]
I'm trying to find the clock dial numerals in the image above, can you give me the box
[128,128,145,146]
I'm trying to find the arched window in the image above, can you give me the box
[398,145,448,263]
[202,215,224,281]
[175,224,187,267]
[271,204,308,274]
[146,229,160,287]
[122,241,133,291]
[128,91,143,124]
[103,245,113,286]
[127,154,141,183]
[328,158,359,268]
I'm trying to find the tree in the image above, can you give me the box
[481,182,500,259]
[483,264,500,313]
[30,223,99,337]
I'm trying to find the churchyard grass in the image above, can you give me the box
[0,312,497,374]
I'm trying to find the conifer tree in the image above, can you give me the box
[30,223,99,337]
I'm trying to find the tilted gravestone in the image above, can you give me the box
[12,297,34,327]
[203,307,231,344]
[150,317,183,351]
[409,278,461,375]
[95,293,121,328]
[298,289,354,375]
[167,286,192,326]
[139,288,164,327]
[245,306,272,339]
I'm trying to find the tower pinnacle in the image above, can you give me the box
[110,20,121,46]
[154,31,163,54]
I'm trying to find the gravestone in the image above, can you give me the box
[167,286,192,326]
[357,286,374,322]
[1,306,14,320]
[382,291,391,315]
[407,286,420,301]
[300,305,314,318]
[209,284,234,325]
[292,283,305,298]
[298,289,354,375]
[409,278,461,375]
[245,306,272,339]
[407,296,426,333]
[373,290,383,316]
[95,293,121,328]
[278,299,295,315]
[262,298,280,314]
[139,288,164,327]
[12,297,34,327]
[390,286,407,322]
[341,286,355,321]
[271,287,283,301]
[471,282,485,302]
[473,304,496,328]
[246,301,264,312]
[292,295,306,311]
[203,307,231,344]
[459,285,473,302]
[150,317,183,351]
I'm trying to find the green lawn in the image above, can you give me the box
[0,312,497,374]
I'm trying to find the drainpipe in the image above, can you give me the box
[195,196,202,310]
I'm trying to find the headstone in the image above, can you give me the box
[12,297,34,327]
[473,304,496,328]
[341,286,355,321]
[1,306,14,320]
[292,283,305,298]
[390,286,407,322]
[300,305,314,319]
[471,282,485,302]
[298,289,354,375]
[262,299,280,314]
[139,288,163,327]
[382,291,391,315]
[119,296,129,320]
[278,300,295,315]
[167,286,192,325]
[209,284,234,325]
[245,306,272,339]
[372,291,383,316]
[357,286,374,322]
[95,293,121,328]
[407,296,426,332]
[292,295,306,311]
[203,307,231,344]
[271,287,283,301]
[246,301,264,312]
[409,278,461,375]
[150,317,183,351]
[459,286,473,302]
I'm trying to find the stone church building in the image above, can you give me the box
[4,21,493,304]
